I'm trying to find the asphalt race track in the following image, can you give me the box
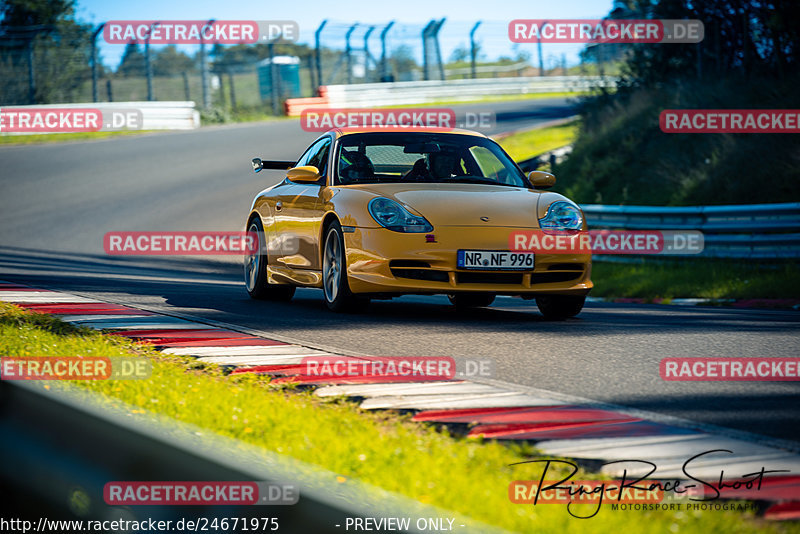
[1,98,798,445]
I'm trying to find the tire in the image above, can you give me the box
[244,218,296,301]
[535,295,586,320]
[322,221,368,312]
[448,293,496,309]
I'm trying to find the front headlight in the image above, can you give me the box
[539,201,583,230]
[368,197,433,233]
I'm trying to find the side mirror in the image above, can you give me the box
[252,158,263,173]
[528,170,556,189]
[286,165,321,183]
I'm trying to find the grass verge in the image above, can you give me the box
[496,119,579,162]
[380,91,587,109]
[0,130,159,145]
[1,302,793,532]
[590,259,800,300]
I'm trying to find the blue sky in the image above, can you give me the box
[75,0,616,70]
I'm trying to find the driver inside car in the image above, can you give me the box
[403,150,463,181]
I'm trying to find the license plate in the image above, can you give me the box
[457,250,534,270]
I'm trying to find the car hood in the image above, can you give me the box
[355,183,544,228]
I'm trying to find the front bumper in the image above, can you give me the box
[343,226,592,296]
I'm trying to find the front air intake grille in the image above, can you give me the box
[547,263,584,271]
[531,272,582,284]
[456,272,524,285]
[391,268,449,282]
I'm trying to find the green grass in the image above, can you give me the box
[380,91,588,109]
[496,119,579,162]
[2,303,794,533]
[591,259,800,300]
[0,129,160,145]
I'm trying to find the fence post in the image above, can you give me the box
[182,71,190,100]
[268,42,279,115]
[27,38,36,104]
[200,19,215,109]
[228,70,236,109]
[344,24,357,85]
[106,79,113,102]
[433,18,446,81]
[422,20,434,81]
[91,24,105,102]
[314,20,327,94]
[145,22,160,102]
[470,21,481,79]
[379,21,394,82]
[217,70,226,108]
[537,23,545,75]
[363,26,376,81]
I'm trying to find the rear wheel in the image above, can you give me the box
[244,218,296,301]
[448,293,496,309]
[535,295,585,319]
[322,221,368,312]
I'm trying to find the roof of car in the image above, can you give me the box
[331,127,488,138]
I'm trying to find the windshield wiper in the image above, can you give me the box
[439,176,521,187]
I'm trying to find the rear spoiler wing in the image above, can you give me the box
[252,158,295,173]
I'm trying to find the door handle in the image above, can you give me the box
[275,201,282,211]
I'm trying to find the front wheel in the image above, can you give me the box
[535,295,586,320]
[322,222,368,312]
[244,218,296,301]
[448,293,496,309]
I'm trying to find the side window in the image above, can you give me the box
[307,137,331,176]
[295,137,331,177]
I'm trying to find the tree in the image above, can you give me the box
[613,0,800,88]
[0,0,92,104]
[389,45,418,79]
[449,45,469,63]
[152,45,195,76]
[117,42,145,77]
[0,0,75,28]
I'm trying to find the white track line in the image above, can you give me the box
[601,453,800,479]
[316,381,504,398]
[361,392,565,410]
[78,322,213,330]
[538,435,785,461]
[197,354,336,366]
[60,315,154,322]
[163,345,332,357]
[0,293,101,303]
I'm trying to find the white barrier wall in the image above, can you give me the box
[0,101,200,134]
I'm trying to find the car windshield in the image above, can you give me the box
[335,132,528,188]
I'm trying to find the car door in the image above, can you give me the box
[274,136,331,272]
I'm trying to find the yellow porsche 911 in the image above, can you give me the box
[245,127,591,318]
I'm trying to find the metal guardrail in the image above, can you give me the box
[517,145,573,172]
[286,76,617,115]
[580,202,800,258]
[0,101,201,134]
